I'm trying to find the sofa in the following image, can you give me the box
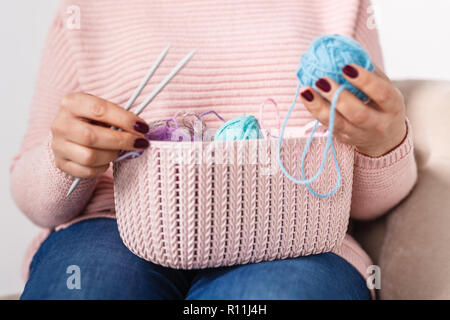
[353,79,450,299]
[2,79,449,300]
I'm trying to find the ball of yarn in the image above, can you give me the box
[214,114,263,141]
[116,118,191,162]
[174,110,206,136]
[297,34,374,101]
[145,118,192,142]
[278,34,374,198]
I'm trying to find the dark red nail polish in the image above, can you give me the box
[343,65,359,78]
[315,78,331,92]
[134,121,150,134]
[301,89,314,102]
[134,138,150,149]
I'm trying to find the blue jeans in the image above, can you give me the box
[21,218,370,300]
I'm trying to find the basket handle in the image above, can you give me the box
[259,98,281,131]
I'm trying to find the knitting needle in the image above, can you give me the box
[133,49,196,116]
[124,44,171,112]
[66,48,196,197]
[108,44,171,132]
[66,45,171,197]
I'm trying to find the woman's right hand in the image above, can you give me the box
[51,92,150,179]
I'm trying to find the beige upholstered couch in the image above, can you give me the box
[2,80,449,300]
[354,80,450,299]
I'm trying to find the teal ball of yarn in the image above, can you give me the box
[297,34,374,101]
[214,114,263,141]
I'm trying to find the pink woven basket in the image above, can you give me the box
[113,134,354,269]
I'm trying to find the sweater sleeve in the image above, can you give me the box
[350,118,418,220]
[9,4,99,228]
[349,0,418,220]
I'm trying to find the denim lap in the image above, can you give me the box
[21,218,369,300]
[186,253,370,300]
[21,218,195,300]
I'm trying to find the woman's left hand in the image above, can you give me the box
[298,64,407,158]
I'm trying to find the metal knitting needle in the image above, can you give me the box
[66,47,197,197]
[133,49,196,116]
[124,45,171,112]
[108,44,171,131]
[66,45,171,197]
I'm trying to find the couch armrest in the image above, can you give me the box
[353,80,450,299]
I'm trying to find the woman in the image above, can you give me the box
[12,0,417,299]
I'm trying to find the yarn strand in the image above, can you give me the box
[277,34,374,198]
[277,82,342,197]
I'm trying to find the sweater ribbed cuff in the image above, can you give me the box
[354,117,414,170]
[46,131,99,191]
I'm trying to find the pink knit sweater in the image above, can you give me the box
[10,0,418,298]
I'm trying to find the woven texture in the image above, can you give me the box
[113,136,354,269]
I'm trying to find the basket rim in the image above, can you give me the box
[141,134,345,147]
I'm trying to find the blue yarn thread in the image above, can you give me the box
[214,114,263,141]
[277,34,374,198]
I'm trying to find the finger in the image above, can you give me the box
[314,77,381,129]
[299,87,361,136]
[52,136,120,167]
[373,63,390,81]
[53,118,150,151]
[61,93,150,135]
[55,157,110,179]
[341,63,400,111]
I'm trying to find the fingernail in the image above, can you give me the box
[134,121,150,134]
[134,138,150,149]
[343,65,359,78]
[315,78,331,92]
[300,89,314,102]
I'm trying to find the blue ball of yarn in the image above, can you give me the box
[214,114,263,141]
[297,34,374,101]
[278,34,374,198]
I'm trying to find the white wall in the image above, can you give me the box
[0,0,59,295]
[0,0,61,296]
[0,0,449,296]
[373,0,450,81]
